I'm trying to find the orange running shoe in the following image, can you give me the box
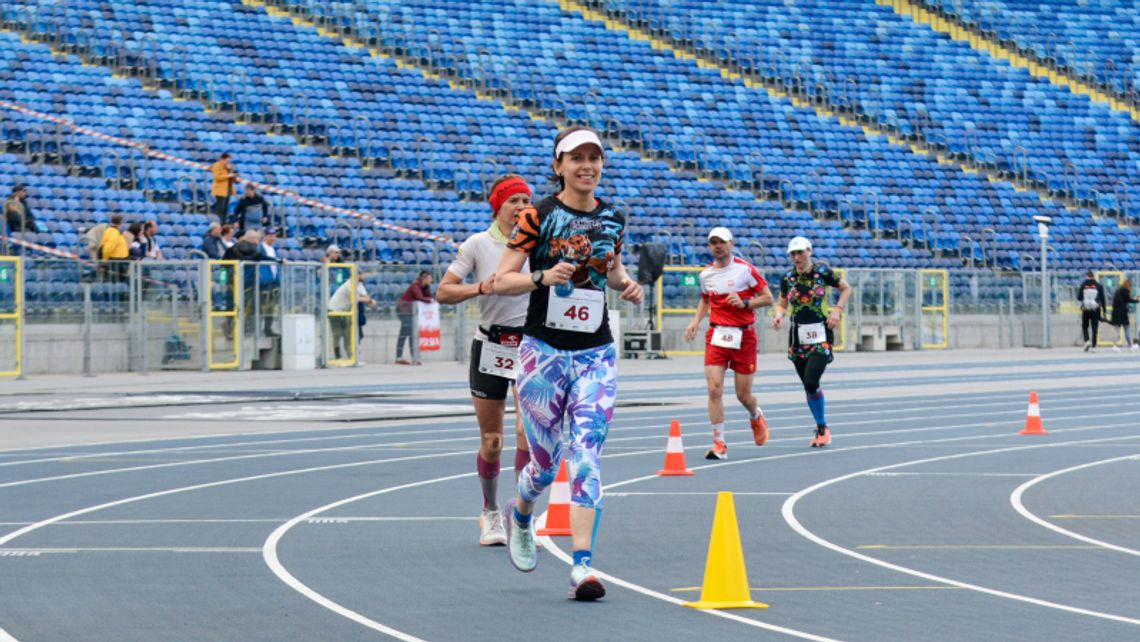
[750,414,769,446]
[810,426,831,448]
[704,440,728,460]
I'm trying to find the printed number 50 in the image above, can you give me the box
[563,305,590,321]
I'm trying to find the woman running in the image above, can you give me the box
[772,236,852,447]
[436,174,534,546]
[494,126,643,600]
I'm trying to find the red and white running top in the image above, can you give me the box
[699,256,767,327]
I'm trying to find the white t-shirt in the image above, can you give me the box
[447,225,529,337]
[329,281,367,312]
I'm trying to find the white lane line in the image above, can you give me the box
[0,383,1132,463]
[0,517,476,526]
[864,472,1040,477]
[606,492,793,497]
[0,626,16,641]
[0,547,261,554]
[0,450,481,549]
[1010,455,1140,558]
[262,421,1132,640]
[6,401,1138,492]
[262,474,481,642]
[537,527,841,641]
[781,436,1140,627]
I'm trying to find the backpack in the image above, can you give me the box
[83,223,107,259]
[1081,286,1100,311]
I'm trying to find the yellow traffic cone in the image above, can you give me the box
[682,491,768,610]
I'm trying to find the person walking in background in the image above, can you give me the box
[395,270,433,365]
[1110,278,1139,352]
[210,152,237,220]
[1077,270,1106,352]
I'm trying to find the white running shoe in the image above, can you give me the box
[1114,345,1122,353]
[504,499,537,572]
[479,508,506,546]
[568,562,606,601]
[1084,340,1091,352]
[1091,347,1098,353]
[1131,344,1138,352]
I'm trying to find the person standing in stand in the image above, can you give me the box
[209,152,237,221]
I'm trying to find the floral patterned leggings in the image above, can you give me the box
[515,335,616,510]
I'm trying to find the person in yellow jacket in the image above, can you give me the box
[98,214,129,283]
[209,152,237,220]
[98,214,128,260]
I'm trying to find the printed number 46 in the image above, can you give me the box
[563,306,590,321]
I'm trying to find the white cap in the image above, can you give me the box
[327,244,341,253]
[787,236,812,253]
[707,227,733,242]
[555,130,605,158]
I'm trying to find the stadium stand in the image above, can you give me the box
[0,0,1137,317]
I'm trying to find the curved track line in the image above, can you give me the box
[259,419,1137,640]
[1010,454,1140,557]
[262,472,477,642]
[781,436,1140,627]
[0,451,480,548]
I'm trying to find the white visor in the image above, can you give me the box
[555,130,605,158]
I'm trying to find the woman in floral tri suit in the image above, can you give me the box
[772,236,852,447]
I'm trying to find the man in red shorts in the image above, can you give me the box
[683,226,774,460]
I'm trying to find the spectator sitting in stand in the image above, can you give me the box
[202,222,224,259]
[320,244,343,264]
[126,222,145,260]
[5,184,38,233]
[220,224,236,252]
[141,220,163,260]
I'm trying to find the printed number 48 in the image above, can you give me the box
[563,306,590,321]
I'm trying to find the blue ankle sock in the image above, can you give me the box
[513,506,531,526]
[806,390,826,427]
[573,550,592,567]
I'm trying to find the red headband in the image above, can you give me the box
[489,177,532,215]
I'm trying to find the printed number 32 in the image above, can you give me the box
[495,357,515,369]
[563,306,590,321]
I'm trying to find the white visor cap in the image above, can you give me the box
[555,130,605,158]
[707,227,733,242]
[787,236,812,253]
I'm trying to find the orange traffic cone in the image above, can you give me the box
[537,459,572,536]
[657,420,695,476]
[1019,391,1048,435]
